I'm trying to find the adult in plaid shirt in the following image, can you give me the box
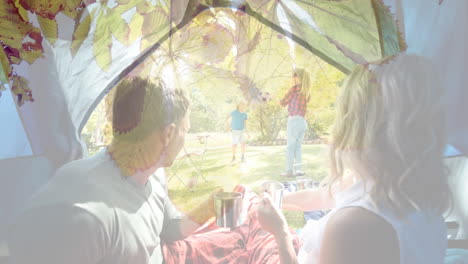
[280,68,311,177]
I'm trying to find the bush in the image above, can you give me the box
[188,89,221,132]
[250,101,287,141]
[189,106,218,133]
[306,107,335,139]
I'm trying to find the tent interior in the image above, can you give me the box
[0,0,467,260]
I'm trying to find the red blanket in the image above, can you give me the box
[163,186,301,264]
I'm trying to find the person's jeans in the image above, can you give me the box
[286,116,307,172]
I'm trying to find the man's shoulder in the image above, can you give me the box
[55,150,108,176]
[8,204,108,263]
[27,151,119,211]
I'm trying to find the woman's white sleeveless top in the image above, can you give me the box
[297,181,447,263]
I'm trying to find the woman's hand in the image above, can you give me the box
[257,193,289,238]
[257,193,299,264]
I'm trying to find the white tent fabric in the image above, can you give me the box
[0,0,467,243]
[393,0,468,155]
[0,88,32,159]
[392,0,468,238]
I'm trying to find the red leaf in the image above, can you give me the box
[4,46,20,59]
[21,32,43,52]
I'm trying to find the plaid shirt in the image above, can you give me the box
[163,185,301,264]
[280,85,309,117]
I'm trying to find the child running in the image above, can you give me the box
[226,101,248,162]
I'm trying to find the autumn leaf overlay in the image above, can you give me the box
[0,0,171,106]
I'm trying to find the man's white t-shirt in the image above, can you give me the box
[8,149,182,264]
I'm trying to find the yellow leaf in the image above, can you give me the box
[128,13,143,44]
[62,8,79,20]
[13,0,29,22]
[110,12,130,46]
[136,0,154,14]
[0,48,12,81]
[141,7,167,42]
[63,0,84,19]
[93,9,112,71]
[114,2,136,15]
[192,10,215,26]
[19,0,82,19]
[117,0,131,5]
[0,76,7,87]
[140,37,153,51]
[0,0,43,71]
[37,16,58,44]
[19,0,61,19]
[19,49,42,64]
[71,9,95,56]
[11,75,34,106]
[0,18,27,47]
[10,56,21,65]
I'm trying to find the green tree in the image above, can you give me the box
[250,101,287,141]
[305,62,345,138]
[189,91,218,133]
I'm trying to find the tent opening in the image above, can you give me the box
[82,7,345,227]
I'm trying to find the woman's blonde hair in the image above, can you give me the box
[293,68,311,100]
[329,54,450,215]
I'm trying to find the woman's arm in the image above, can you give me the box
[274,229,298,264]
[280,87,296,106]
[319,207,399,264]
[282,187,335,211]
[257,195,298,264]
[282,176,356,212]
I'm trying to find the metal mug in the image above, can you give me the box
[262,180,284,209]
[214,192,243,228]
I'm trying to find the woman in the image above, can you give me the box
[280,68,311,177]
[258,54,450,264]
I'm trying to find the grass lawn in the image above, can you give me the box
[167,133,329,229]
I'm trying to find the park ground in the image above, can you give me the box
[167,133,329,229]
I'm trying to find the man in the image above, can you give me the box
[8,77,213,264]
